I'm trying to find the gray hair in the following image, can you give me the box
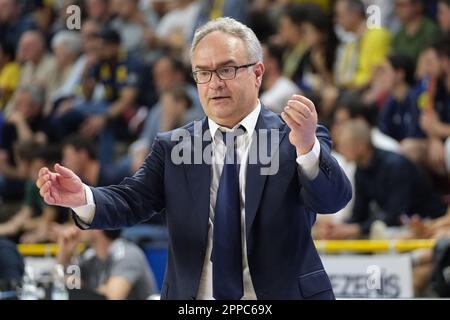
[51,31,82,57]
[190,17,263,63]
[16,85,46,109]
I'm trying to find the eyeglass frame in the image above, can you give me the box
[192,62,258,84]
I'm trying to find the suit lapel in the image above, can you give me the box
[184,118,211,246]
[245,107,288,241]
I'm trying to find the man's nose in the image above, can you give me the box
[208,72,225,89]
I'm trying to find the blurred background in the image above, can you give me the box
[1,0,450,300]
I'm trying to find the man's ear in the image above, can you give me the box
[254,62,265,88]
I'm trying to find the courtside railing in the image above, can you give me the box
[17,240,436,256]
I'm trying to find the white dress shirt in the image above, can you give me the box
[72,101,321,300]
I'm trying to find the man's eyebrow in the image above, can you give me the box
[193,60,237,70]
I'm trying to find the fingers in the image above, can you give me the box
[54,163,73,178]
[289,95,316,113]
[37,166,60,185]
[39,180,56,205]
[281,104,314,133]
[36,167,50,189]
[284,104,311,125]
[287,98,314,118]
[38,167,49,179]
[281,111,300,131]
[282,95,317,129]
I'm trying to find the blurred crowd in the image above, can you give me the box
[1,0,450,298]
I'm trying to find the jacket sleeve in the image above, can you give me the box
[297,125,352,214]
[75,136,166,230]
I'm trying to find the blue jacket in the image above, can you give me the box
[74,107,352,299]
[348,148,447,234]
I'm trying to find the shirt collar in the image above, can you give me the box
[208,101,261,141]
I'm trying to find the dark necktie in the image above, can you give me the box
[212,130,243,300]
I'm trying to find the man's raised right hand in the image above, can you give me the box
[36,164,86,208]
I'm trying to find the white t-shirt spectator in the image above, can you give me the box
[79,238,157,300]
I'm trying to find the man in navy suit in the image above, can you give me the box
[37,17,351,300]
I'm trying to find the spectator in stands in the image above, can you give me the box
[300,3,338,121]
[0,40,20,110]
[0,237,24,294]
[17,30,56,90]
[110,0,157,57]
[332,93,400,153]
[48,19,102,118]
[0,139,37,209]
[0,0,36,51]
[54,27,142,165]
[377,54,424,143]
[79,19,101,68]
[401,38,450,176]
[159,86,193,133]
[0,85,55,204]
[45,31,82,115]
[247,0,278,44]
[318,118,447,239]
[1,85,53,162]
[301,4,338,91]
[276,4,308,87]
[192,0,249,40]
[0,142,60,243]
[139,55,202,146]
[392,0,441,63]
[260,42,300,114]
[316,93,399,232]
[419,38,450,172]
[144,0,171,21]
[26,0,55,37]
[55,226,157,300]
[334,0,391,89]
[154,0,201,56]
[61,134,129,188]
[85,0,113,26]
[437,0,450,34]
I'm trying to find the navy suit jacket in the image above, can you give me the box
[74,107,352,299]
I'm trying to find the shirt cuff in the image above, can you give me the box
[71,184,96,224]
[296,137,321,180]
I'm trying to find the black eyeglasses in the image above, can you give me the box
[192,63,257,84]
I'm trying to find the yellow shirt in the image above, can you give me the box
[0,62,21,109]
[335,27,391,89]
